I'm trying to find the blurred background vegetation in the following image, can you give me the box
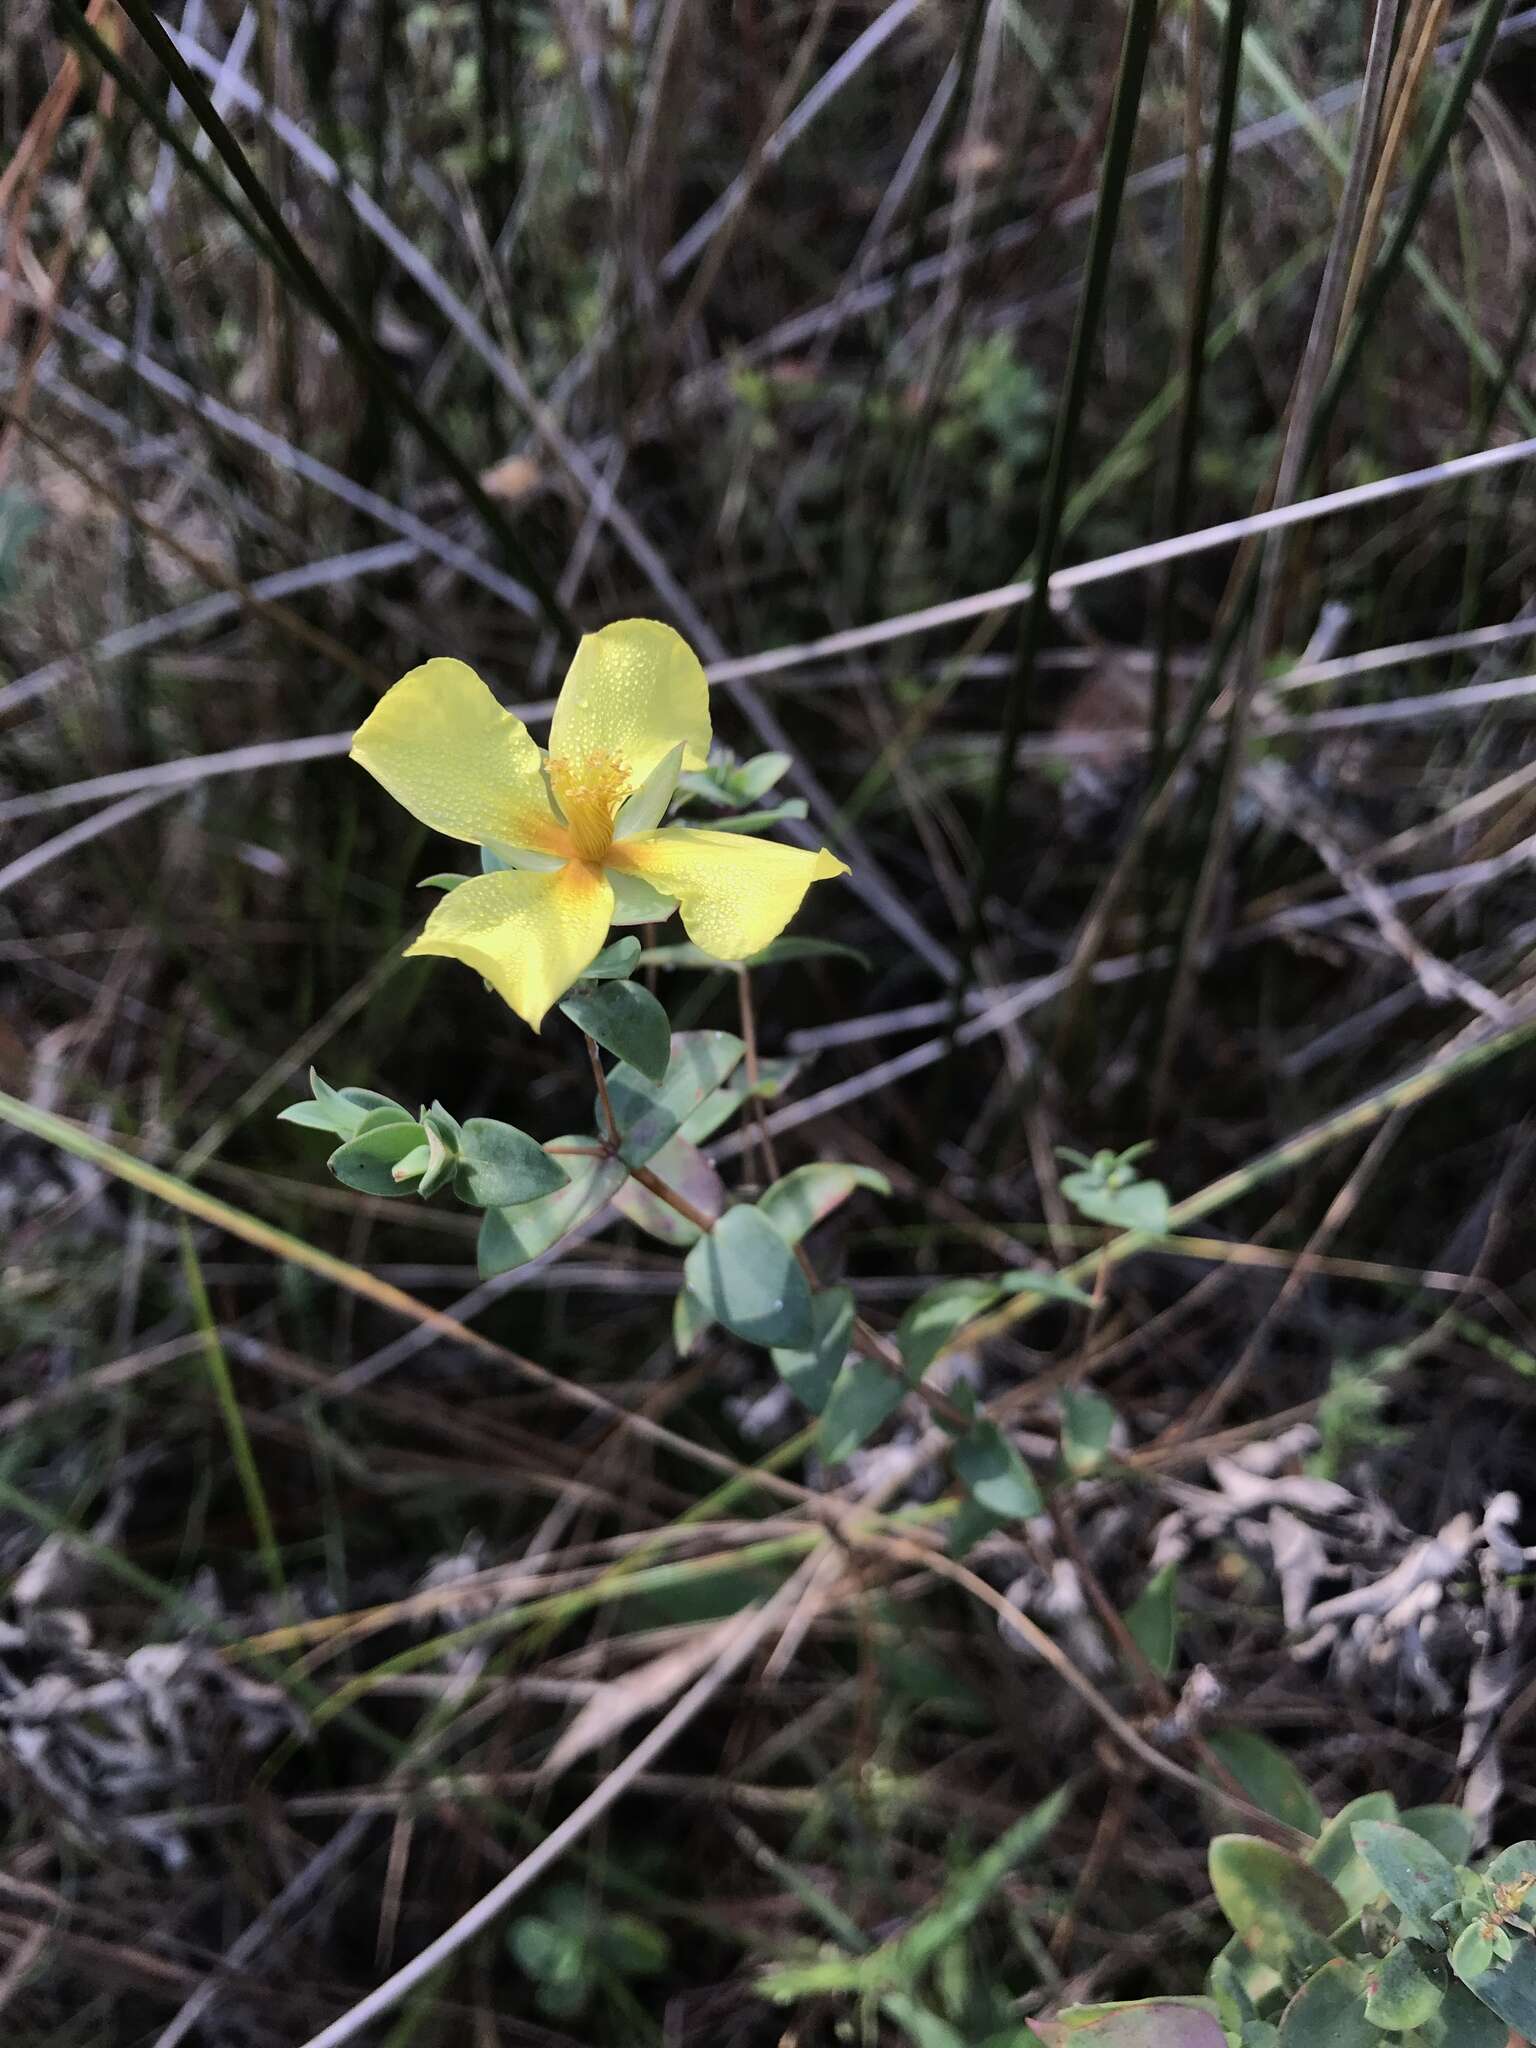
[6,0,1536,2042]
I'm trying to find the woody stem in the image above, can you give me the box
[627,1161,971,1429]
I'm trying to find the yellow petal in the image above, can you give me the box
[405,862,614,1030]
[352,657,561,851]
[609,827,848,961]
[549,620,711,788]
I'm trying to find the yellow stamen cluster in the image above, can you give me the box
[548,749,629,862]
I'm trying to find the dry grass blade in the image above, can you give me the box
[538,1615,746,1779]
[293,1561,820,2048]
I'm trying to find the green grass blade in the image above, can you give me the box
[179,1223,287,1604]
[954,0,1162,1014]
[70,0,574,637]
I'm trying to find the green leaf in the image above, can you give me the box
[758,1163,890,1244]
[896,1278,1005,1376]
[416,1103,461,1198]
[454,1119,570,1208]
[279,1069,403,1138]
[1209,1836,1346,1972]
[1062,1171,1171,1233]
[1352,1824,1460,1923]
[1275,1960,1374,2047]
[481,840,564,873]
[1123,1564,1179,1680]
[612,1135,724,1247]
[594,1912,670,1978]
[1398,1807,1477,1869]
[731,750,793,801]
[1060,1386,1117,1475]
[708,800,810,833]
[578,936,641,982]
[1482,1840,1536,1891]
[895,1789,1072,1982]
[604,1031,745,1165]
[606,866,680,924]
[637,935,870,971]
[354,1104,416,1135]
[1362,1943,1443,2031]
[418,871,468,892]
[678,1086,748,1145]
[1029,2003,1228,2045]
[741,933,869,968]
[880,1996,970,2048]
[508,1914,587,1991]
[611,741,685,838]
[1000,1268,1095,1307]
[1429,1980,1510,2046]
[276,1099,351,1132]
[682,1204,814,1348]
[947,1494,1007,1560]
[391,1143,431,1183]
[561,980,672,1084]
[771,1287,856,1414]
[1450,1924,1495,1985]
[820,1355,909,1463]
[673,1287,713,1357]
[952,1420,1042,1518]
[678,1055,803,1146]
[1310,1794,1399,1909]
[1207,1732,1322,1840]
[328,1118,427,1197]
[477,1143,624,1275]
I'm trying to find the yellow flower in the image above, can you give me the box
[351,619,849,1029]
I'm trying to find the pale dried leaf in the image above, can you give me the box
[540,1616,742,1778]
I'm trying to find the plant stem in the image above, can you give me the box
[951,0,1161,1022]
[585,1034,621,1148]
[735,967,781,1184]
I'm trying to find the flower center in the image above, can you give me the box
[548,749,629,862]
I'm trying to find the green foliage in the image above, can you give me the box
[1059,1386,1118,1476]
[453,1117,570,1207]
[682,1202,815,1348]
[676,746,793,812]
[1304,1353,1407,1482]
[761,1788,1070,2006]
[1208,1836,1344,1975]
[1029,2004,1227,2046]
[951,1420,1043,1519]
[478,1144,625,1276]
[1047,1806,1536,2048]
[1058,1144,1171,1234]
[1362,1942,1442,2031]
[276,1068,408,1137]
[508,1885,669,2022]
[1204,1733,1322,1840]
[327,1114,427,1197]
[757,1161,890,1243]
[612,1134,723,1246]
[560,978,672,1082]
[1351,1823,1459,1928]
[639,934,871,970]
[770,1286,857,1414]
[819,1353,910,1463]
[601,1030,745,1165]
[1123,1563,1179,1679]
[895,1267,1091,1379]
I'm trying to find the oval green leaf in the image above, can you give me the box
[454,1118,570,1208]
[561,979,672,1084]
[682,1204,814,1349]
